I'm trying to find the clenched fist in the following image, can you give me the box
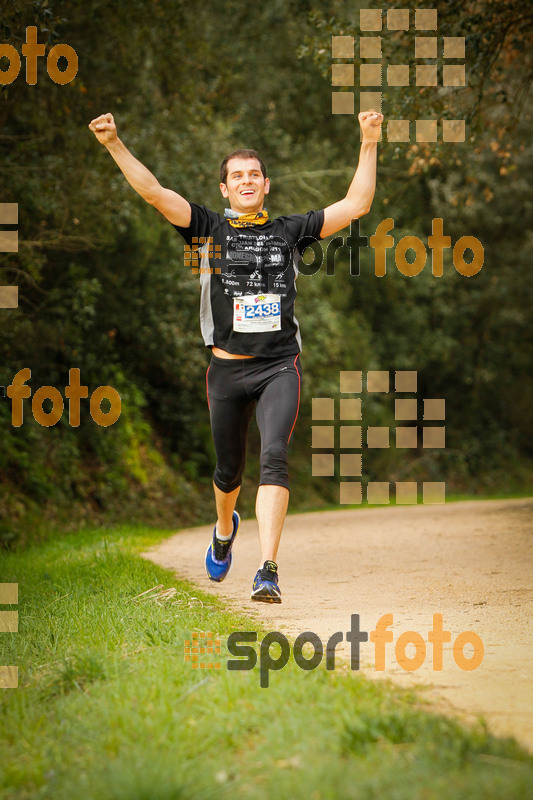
[88,113,118,146]
[358,109,384,142]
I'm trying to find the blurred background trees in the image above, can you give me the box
[0,0,531,546]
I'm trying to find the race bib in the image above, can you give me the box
[233,294,281,333]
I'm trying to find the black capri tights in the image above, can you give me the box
[206,352,301,493]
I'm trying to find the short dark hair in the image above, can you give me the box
[220,149,267,184]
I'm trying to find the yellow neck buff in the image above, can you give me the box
[224,209,269,228]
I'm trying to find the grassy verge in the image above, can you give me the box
[1,524,532,800]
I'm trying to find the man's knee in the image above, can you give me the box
[213,466,243,494]
[259,439,289,488]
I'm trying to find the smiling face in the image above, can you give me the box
[220,157,270,214]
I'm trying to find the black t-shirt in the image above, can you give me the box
[172,203,324,357]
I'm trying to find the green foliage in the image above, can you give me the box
[343,707,527,763]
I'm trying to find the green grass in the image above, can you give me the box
[1,524,533,799]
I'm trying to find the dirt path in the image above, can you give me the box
[142,498,533,749]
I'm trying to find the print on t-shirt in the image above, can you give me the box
[225,233,291,295]
[172,203,324,357]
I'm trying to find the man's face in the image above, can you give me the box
[220,157,270,213]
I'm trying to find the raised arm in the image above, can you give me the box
[320,110,383,238]
[88,113,191,227]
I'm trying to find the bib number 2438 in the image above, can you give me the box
[233,294,281,333]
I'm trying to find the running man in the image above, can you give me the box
[88,109,383,603]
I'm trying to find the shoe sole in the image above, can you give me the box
[251,592,282,604]
[205,512,240,582]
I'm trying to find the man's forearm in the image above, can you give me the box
[345,141,378,215]
[320,111,382,237]
[104,138,161,204]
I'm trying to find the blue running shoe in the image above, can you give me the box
[205,511,240,582]
[251,560,281,603]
